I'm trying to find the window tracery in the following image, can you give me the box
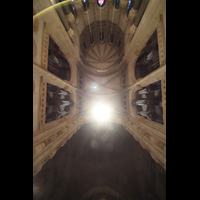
[127,0,131,10]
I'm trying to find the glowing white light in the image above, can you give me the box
[92,104,111,121]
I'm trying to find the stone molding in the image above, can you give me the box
[41,22,49,70]
[33,8,39,32]
[157,14,166,66]
[122,116,166,170]
[33,116,83,177]
[33,63,77,91]
[33,37,37,58]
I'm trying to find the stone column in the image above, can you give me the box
[125,0,166,59]
[51,0,75,43]
[129,0,149,37]
[128,0,142,21]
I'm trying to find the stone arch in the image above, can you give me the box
[82,186,125,200]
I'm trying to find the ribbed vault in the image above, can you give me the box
[80,21,124,75]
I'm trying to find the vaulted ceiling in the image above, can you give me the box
[33,1,166,199]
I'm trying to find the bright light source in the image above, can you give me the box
[92,104,111,121]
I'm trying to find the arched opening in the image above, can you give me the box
[127,0,134,15]
[48,35,71,81]
[33,122,166,200]
[110,33,114,44]
[45,83,74,123]
[82,0,89,11]
[83,41,87,50]
[97,0,105,7]
[114,0,120,9]
[131,80,164,124]
[89,34,94,45]
[135,30,159,80]
[99,31,104,42]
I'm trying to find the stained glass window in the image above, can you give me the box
[98,0,104,6]
[72,0,76,13]
[127,0,131,10]
[116,0,119,6]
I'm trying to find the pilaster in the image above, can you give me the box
[33,115,84,176]
[123,116,166,170]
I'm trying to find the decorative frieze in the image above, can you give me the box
[41,22,49,70]
[39,77,47,129]
[157,15,166,66]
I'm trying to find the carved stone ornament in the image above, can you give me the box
[128,8,138,20]
[119,0,129,8]
[129,24,137,36]
[74,0,83,11]
[68,28,75,40]
[65,12,75,24]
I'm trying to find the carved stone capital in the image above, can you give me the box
[119,0,129,8]
[129,24,137,36]
[65,12,75,24]
[68,28,75,38]
[74,0,83,11]
[128,8,138,20]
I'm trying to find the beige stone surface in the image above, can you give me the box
[33,0,166,176]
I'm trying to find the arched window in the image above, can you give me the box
[83,41,87,50]
[110,34,114,44]
[89,34,94,45]
[127,0,131,10]
[82,0,89,11]
[48,35,71,81]
[71,0,76,14]
[114,0,120,9]
[118,40,121,48]
[122,74,126,89]
[99,32,104,42]
[97,0,105,7]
